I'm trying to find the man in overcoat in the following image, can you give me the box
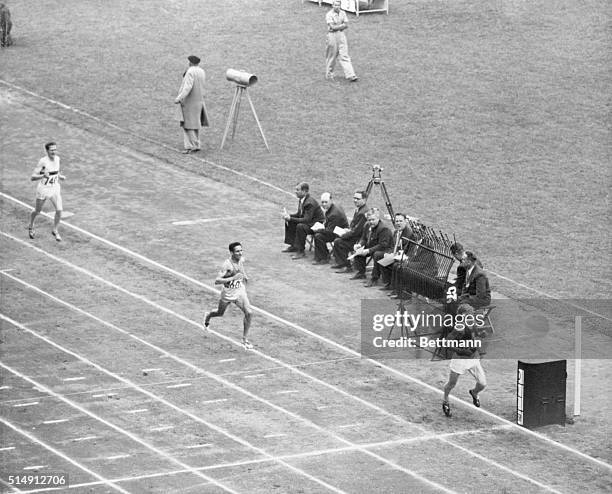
[174,55,209,154]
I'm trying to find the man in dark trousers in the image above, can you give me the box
[312,192,348,264]
[349,208,393,281]
[331,189,368,272]
[281,182,324,258]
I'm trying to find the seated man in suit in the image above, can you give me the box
[282,182,324,259]
[458,251,491,308]
[331,189,368,272]
[349,208,393,281]
[377,213,417,290]
[312,192,349,265]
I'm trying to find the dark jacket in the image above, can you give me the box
[289,194,324,227]
[324,203,349,232]
[359,220,394,255]
[459,265,491,307]
[340,204,368,243]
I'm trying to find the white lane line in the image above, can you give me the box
[0,315,345,494]
[243,374,265,379]
[63,377,86,382]
[0,386,12,390]
[73,435,98,442]
[0,263,580,491]
[2,210,607,471]
[23,465,47,470]
[92,393,117,398]
[275,390,299,395]
[0,446,16,451]
[125,409,148,414]
[201,399,228,405]
[185,444,212,449]
[263,434,286,439]
[337,424,360,429]
[0,361,239,494]
[13,402,39,407]
[219,358,236,363]
[106,454,130,461]
[166,383,192,389]
[0,83,291,196]
[150,426,174,432]
[142,368,162,373]
[42,419,69,424]
[172,216,251,226]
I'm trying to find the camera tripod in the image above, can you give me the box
[364,164,395,220]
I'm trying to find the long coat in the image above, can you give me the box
[176,66,209,130]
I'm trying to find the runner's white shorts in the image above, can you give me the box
[36,188,63,210]
[449,358,487,386]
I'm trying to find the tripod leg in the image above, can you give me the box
[231,87,243,139]
[220,87,240,150]
[379,181,395,220]
[245,90,270,151]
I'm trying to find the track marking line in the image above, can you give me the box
[166,383,193,389]
[106,454,130,461]
[125,408,148,414]
[73,435,98,442]
[185,444,213,449]
[150,426,174,432]
[0,446,16,451]
[263,434,287,439]
[141,368,162,373]
[0,361,240,494]
[23,465,47,470]
[92,393,117,398]
[201,399,228,404]
[13,402,39,407]
[243,374,266,379]
[0,315,347,494]
[337,424,360,429]
[275,390,299,395]
[62,377,86,382]
[42,419,70,424]
[172,215,252,226]
[0,224,602,474]
[219,358,236,363]
[0,258,586,491]
[0,386,12,390]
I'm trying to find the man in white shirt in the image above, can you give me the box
[325,0,358,82]
[28,142,66,241]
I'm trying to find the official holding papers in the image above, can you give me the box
[312,192,349,264]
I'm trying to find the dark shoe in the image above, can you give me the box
[469,389,480,408]
[181,149,192,154]
[291,251,306,260]
[364,279,379,287]
[28,227,35,239]
[336,266,354,274]
[312,259,329,265]
[350,272,366,280]
[379,283,392,291]
[51,231,62,242]
[330,263,347,269]
[442,401,452,417]
[349,75,359,82]
[282,247,298,253]
[191,148,201,153]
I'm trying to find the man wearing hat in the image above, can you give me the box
[174,55,209,154]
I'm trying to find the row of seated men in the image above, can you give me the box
[281,182,491,311]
